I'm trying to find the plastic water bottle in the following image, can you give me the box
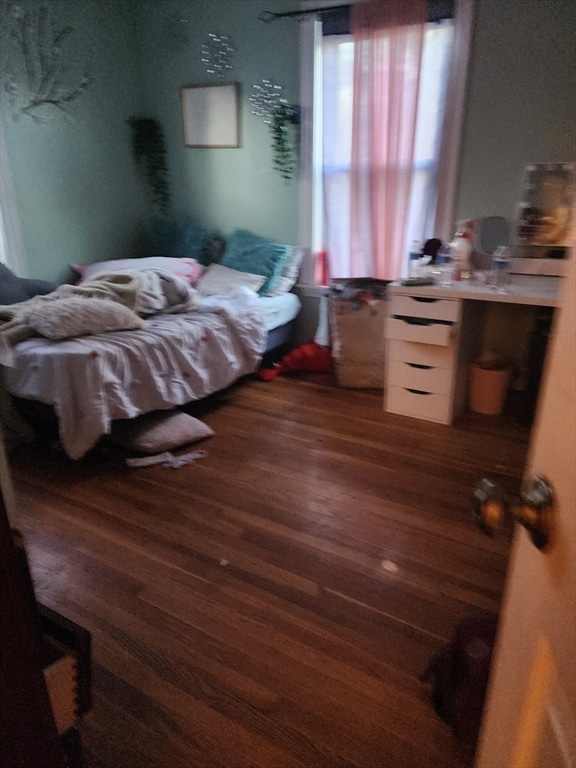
[437,246,453,286]
[491,246,511,290]
[409,241,422,278]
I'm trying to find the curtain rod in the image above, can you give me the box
[258,5,349,23]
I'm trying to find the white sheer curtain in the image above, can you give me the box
[0,123,25,276]
[322,21,454,279]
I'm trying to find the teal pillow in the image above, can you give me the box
[220,229,290,295]
[151,216,215,266]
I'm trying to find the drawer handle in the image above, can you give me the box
[406,388,432,396]
[411,297,439,304]
[394,315,452,327]
[407,363,432,370]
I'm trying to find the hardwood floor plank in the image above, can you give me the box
[7,375,529,767]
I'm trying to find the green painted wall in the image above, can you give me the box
[455,0,576,222]
[136,0,301,245]
[0,0,149,281]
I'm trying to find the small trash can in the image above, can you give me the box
[469,359,511,415]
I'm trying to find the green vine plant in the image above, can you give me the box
[270,104,300,183]
[128,117,171,214]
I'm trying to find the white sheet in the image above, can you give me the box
[4,289,267,460]
[257,292,301,331]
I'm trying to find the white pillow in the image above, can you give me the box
[28,297,144,339]
[196,263,266,295]
[73,257,204,286]
[110,411,214,453]
[266,246,306,296]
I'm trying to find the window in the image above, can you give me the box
[0,127,25,276]
[299,1,474,287]
[320,21,454,280]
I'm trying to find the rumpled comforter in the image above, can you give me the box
[0,270,199,346]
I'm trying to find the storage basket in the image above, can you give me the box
[329,297,387,388]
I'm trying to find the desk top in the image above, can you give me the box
[389,274,561,307]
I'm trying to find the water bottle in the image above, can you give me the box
[437,246,453,286]
[491,246,511,290]
[409,241,422,278]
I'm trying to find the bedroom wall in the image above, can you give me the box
[136,0,301,246]
[0,0,149,282]
[455,0,576,222]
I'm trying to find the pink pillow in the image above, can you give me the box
[72,257,204,286]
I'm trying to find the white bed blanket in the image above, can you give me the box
[3,289,266,459]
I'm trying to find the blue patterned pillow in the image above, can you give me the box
[220,230,290,295]
[151,217,215,265]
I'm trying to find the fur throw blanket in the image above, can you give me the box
[0,270,199,346]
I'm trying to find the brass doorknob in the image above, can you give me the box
[472,475,555,551]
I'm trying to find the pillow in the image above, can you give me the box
[110,410,214,453]
[28,297,145,339]
[151,217,216,266]
[220,229,290,295]
[266,246,306,296]
[196,263,266,295]
[0,263,58,305]
[73,257,204,286]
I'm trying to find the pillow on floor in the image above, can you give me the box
[110,411,214,453]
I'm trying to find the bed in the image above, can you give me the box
[1,252,301,459]
[2,288,300,459]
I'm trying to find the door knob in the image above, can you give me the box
[472,475,555,551]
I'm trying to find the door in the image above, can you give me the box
[475,251,576,767]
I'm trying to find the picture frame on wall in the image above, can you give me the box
[180,82,239,148]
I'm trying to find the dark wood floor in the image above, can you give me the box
[8,374,531,768]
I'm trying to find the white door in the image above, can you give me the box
[475,252,576,767]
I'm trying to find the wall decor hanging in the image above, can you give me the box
[127,117,171,213]
[250,80,299,181]
[3,4,92,121]
[270,102,300,182]
[249,79,284,124]
[200,33,234,77]
[180,83,239,148]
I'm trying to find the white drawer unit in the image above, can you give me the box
[386,386,452,424]
[385,289,462,424]
[387,339,454,369]
[387,359,452,395]
[385,317,454,347]
[389,294,460,322]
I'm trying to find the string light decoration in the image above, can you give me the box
[250,80,300,182]
[249,79,286,124]
[200,33,234,77]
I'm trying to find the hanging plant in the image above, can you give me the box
[270,103,300,182]
[127,117,170,213]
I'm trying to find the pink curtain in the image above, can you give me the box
[350,0,427,279]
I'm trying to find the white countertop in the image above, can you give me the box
[389,274,561,307]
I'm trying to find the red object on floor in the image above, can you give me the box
[258,342,333,381]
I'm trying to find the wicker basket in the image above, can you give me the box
[329,297,387,388]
